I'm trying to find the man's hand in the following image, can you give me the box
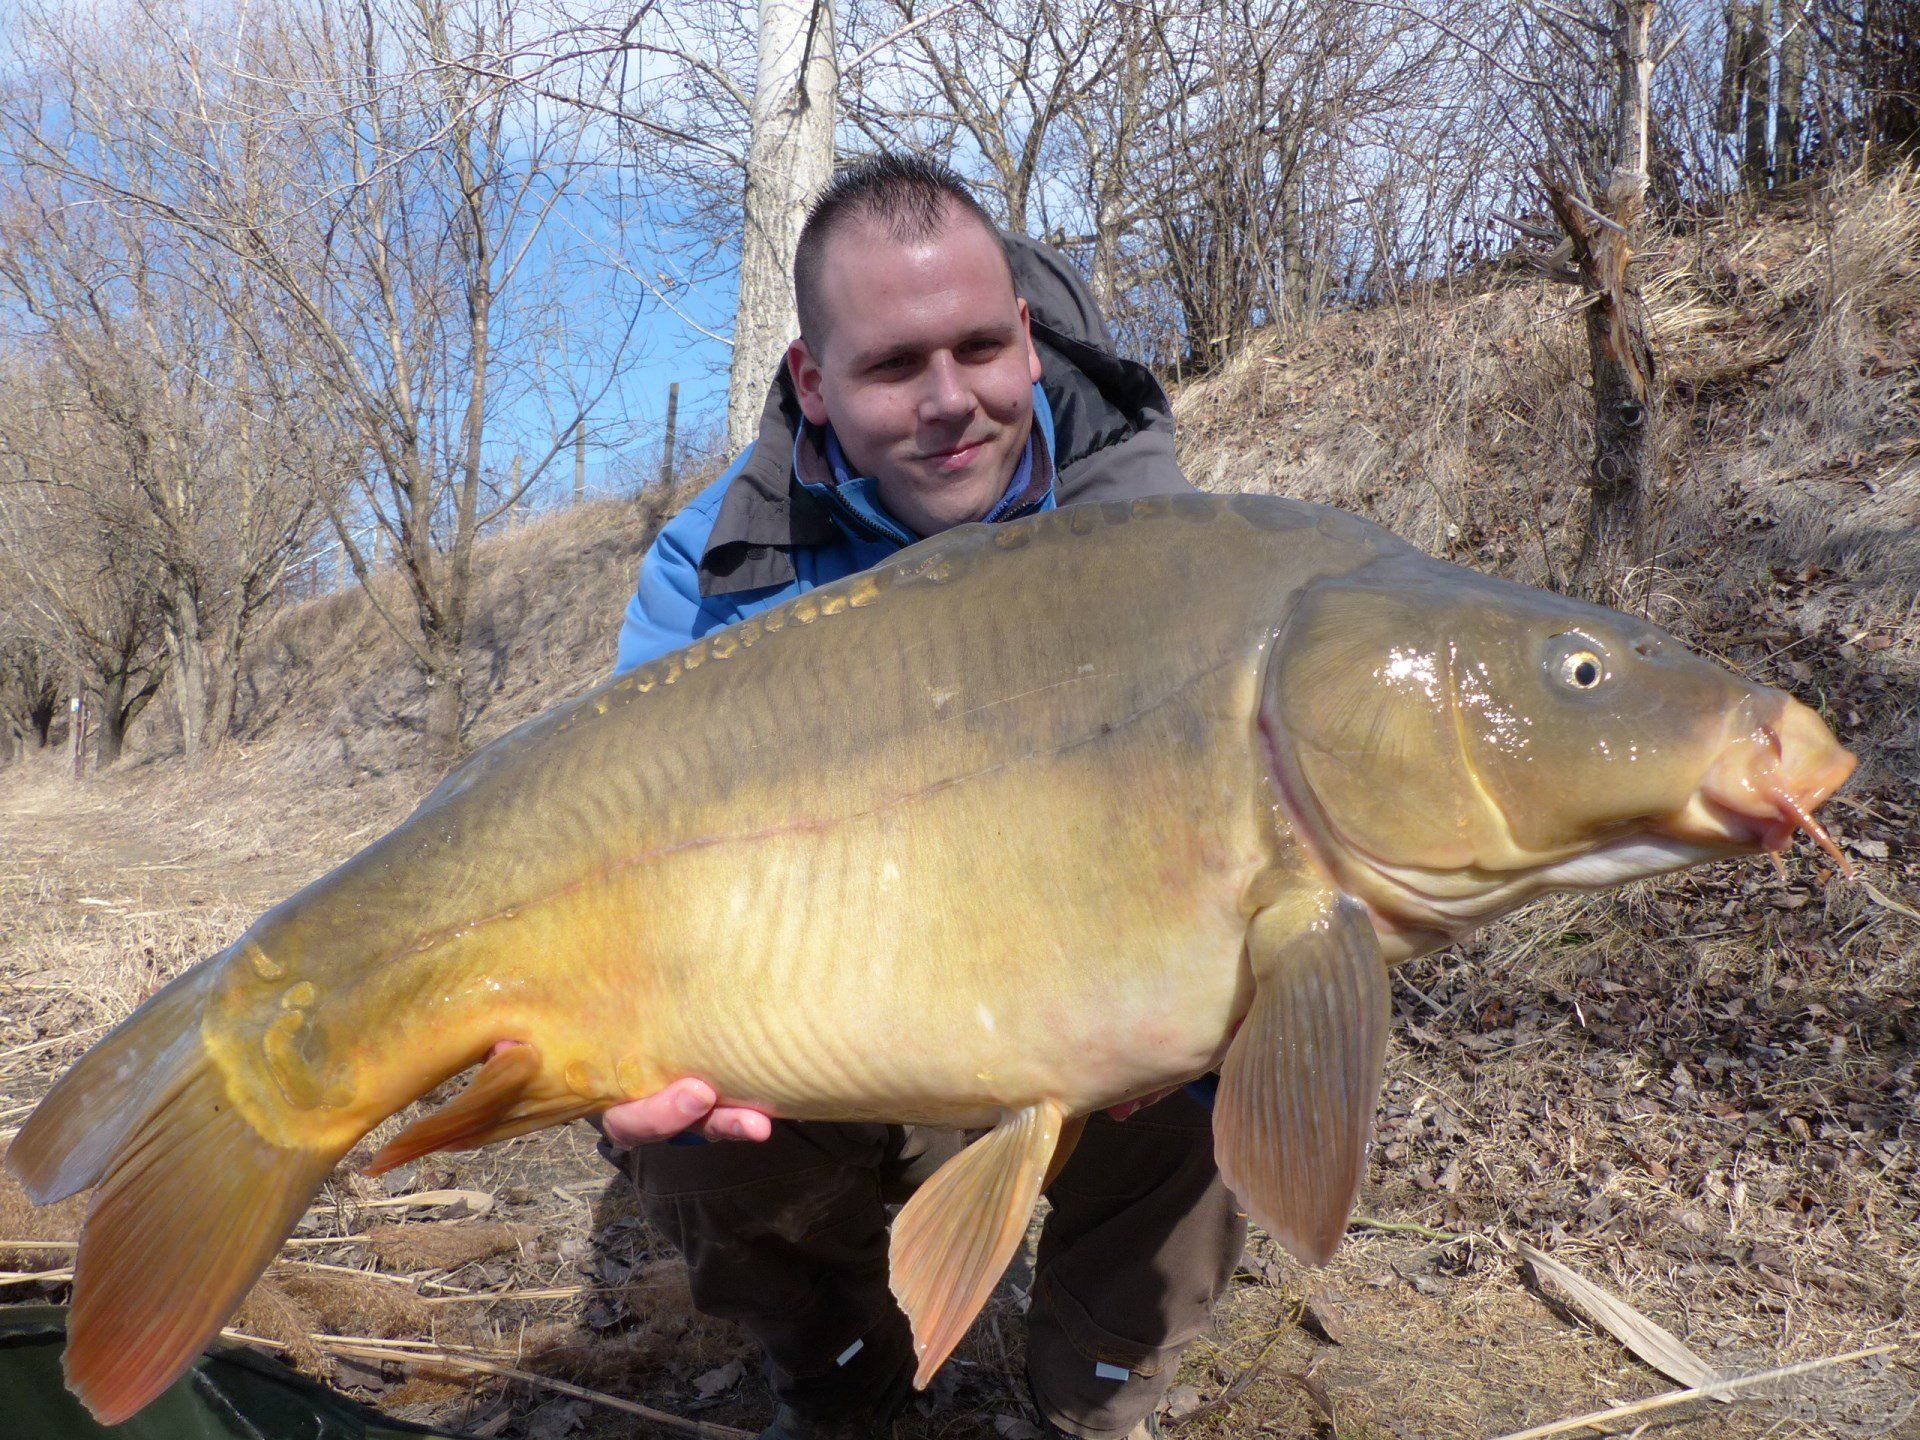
[602,1078,774,1145]
[485,1043,773,1145]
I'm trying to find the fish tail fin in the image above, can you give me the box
[7,967,218,1205]
[6,972,341,1425]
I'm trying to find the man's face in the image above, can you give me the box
[787,207,1044,537]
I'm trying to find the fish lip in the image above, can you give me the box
[1659,702,1859,866]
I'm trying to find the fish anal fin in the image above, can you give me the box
[365,1045,587,1175]
[890,1099,1066,1388]
[1214,895,1389,1267]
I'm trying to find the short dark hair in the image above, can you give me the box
[792,152,1007,346]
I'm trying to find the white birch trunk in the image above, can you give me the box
[728,0,838,452]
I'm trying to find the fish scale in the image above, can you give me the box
[8,493,1854,1422]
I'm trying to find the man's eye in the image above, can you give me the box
[960,340,1003,361]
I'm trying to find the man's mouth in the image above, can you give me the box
[918,438,986,472]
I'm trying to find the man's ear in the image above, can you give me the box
[787,339,831,426]
[1017,298,1042,385]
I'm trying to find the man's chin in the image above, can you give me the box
[883,459,1012,532]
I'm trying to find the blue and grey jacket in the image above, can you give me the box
[608,236,1219,1127]
[614,233,1195,677]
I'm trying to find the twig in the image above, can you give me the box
[1860,879,1920,925]
[273,1257,477,1297]
[424,1284,593,1305]
[0,1234,374,1252]
[1489,1344,1897,1439]
[842,0,966,73]
[1164,1328,1289,1430]
[1560,189,1628,237]
[1349,1215,1473,1243]
[1492,210,1563,243]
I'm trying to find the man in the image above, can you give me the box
[601,154,1243,1440]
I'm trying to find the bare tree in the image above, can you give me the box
[0,179,330,759]
[7,0,652,758]
[1490,0,1668,597]
[0,372,170,766]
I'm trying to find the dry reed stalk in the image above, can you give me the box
[307,1335,752,1440]
[1490,1344,1898,1440]
[0,1266,71,1285]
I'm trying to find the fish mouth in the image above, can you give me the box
[1654,697,1858,875]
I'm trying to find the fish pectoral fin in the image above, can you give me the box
[1214,894,1389,1268]
[364,1045,589,1176]
[1042,1112,1089,1191]
[889,1098,1067,1388]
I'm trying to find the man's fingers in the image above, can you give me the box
[602,1078,719,1147]
[490,1052,773,1147]
[700,1108,774,1143]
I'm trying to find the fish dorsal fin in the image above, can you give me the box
[890,1099,1067,1388]
[365,1045,588,1176]
[1214,895,1389,1266]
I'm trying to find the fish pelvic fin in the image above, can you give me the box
[890,1098,1067,1389]
[13,1000,340,1426]
[1215,894,1390,1267]
[364,1044,592,1176]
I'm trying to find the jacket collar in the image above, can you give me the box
[697,312,1168,598]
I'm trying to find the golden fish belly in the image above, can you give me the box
[495,667,1276,1128]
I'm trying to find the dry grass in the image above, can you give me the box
[2,169,1917,1438]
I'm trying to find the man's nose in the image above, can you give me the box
[916,353,974,424]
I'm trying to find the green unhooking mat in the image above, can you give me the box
[0,1305,474,1439]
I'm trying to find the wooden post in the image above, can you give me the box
[574,424,587,505]
[509,454,523,525]
[68,669,87,780]
[660,382,680,491]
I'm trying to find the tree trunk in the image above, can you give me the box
[163,588,214,761]
[1776,0,1808,183]
[1740,0,1775,188]
[728,0,838,451]
[424,638,466,759]
[28,684,57,747]
[1716,2,1750,138]
[98,674,130,766]
[1864,0,1918,162]
[1550,0,1660,604]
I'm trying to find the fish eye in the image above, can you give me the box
[1557,648,1606,690]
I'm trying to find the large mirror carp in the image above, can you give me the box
[9,494,1856,1423]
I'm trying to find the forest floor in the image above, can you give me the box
[3,172,1919,1439]
[2,738,1914,1440]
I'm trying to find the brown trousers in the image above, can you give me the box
[611,1091,1245,1439]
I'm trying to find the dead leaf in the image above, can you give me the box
[1299,1283,1351,1345]
[694,1359,745,1399]
[1515,1242,1725,1396]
